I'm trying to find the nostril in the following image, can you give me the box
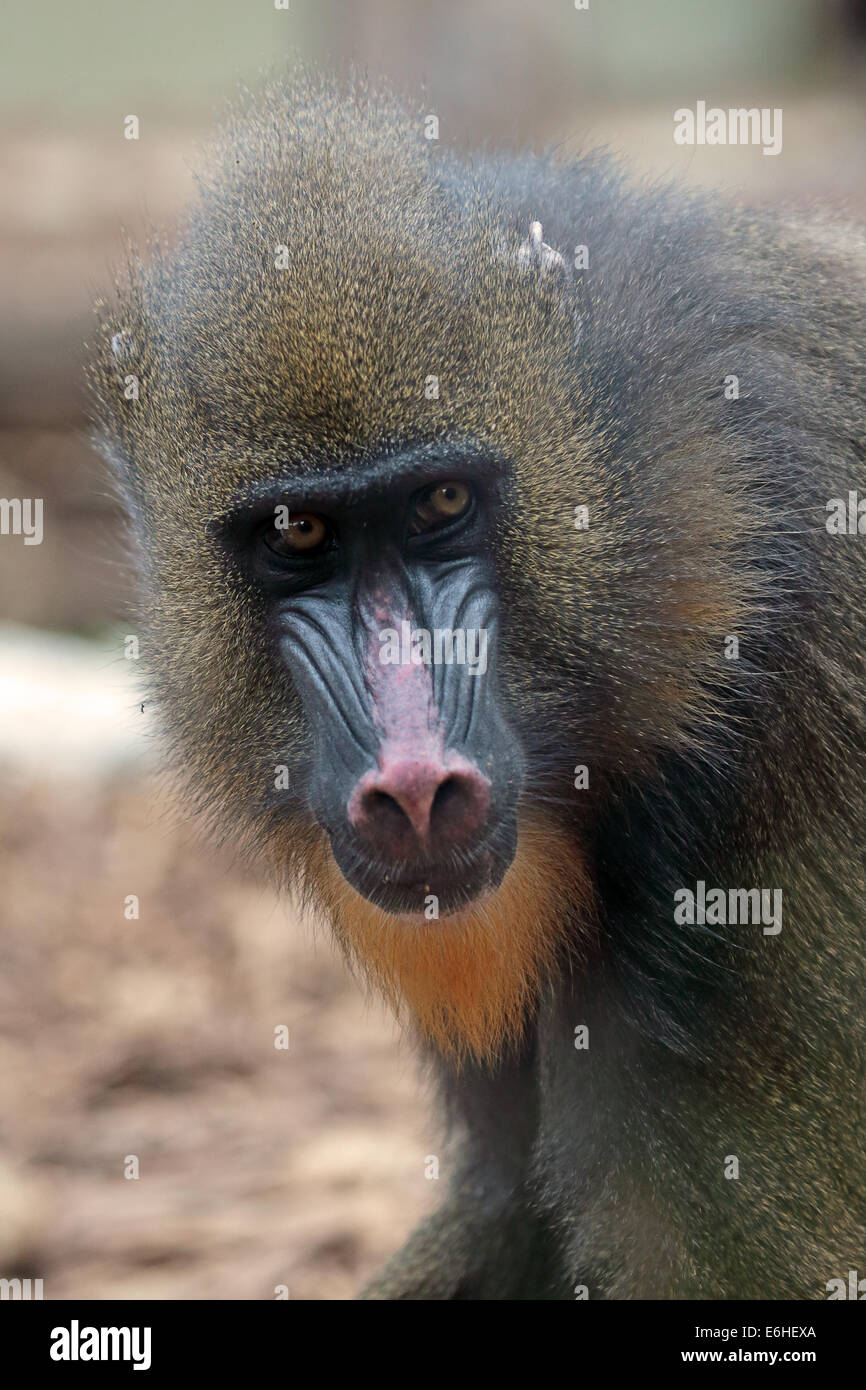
[430,772,487,840]
[365,788,414,832]
[430,775,462,827]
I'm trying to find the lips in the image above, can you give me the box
[330,836,513,917]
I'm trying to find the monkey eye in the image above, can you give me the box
[408,481,472,536]
[261,511,332,557]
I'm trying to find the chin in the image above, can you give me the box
[303,813,595,1065]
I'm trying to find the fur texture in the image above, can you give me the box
[90,68,866,1298]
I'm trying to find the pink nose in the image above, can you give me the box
[348,754,490,859]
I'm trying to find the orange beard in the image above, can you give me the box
[305,814,595,1066]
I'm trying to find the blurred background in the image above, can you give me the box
[0,0,863,1299]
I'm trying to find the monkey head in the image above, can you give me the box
[90,74,749,1060]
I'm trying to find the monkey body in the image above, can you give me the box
[91,71,866,1299]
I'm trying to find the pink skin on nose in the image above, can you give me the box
[347,590,490,856]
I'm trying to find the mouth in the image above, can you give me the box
[329,826,518,917]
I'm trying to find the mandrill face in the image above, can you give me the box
[216,445,524,919]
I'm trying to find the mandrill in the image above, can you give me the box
[89,69,866,1299]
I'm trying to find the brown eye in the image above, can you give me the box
[264,511,330,555]
[409,481,472,535]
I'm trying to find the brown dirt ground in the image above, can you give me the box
[0,770,435,1300]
